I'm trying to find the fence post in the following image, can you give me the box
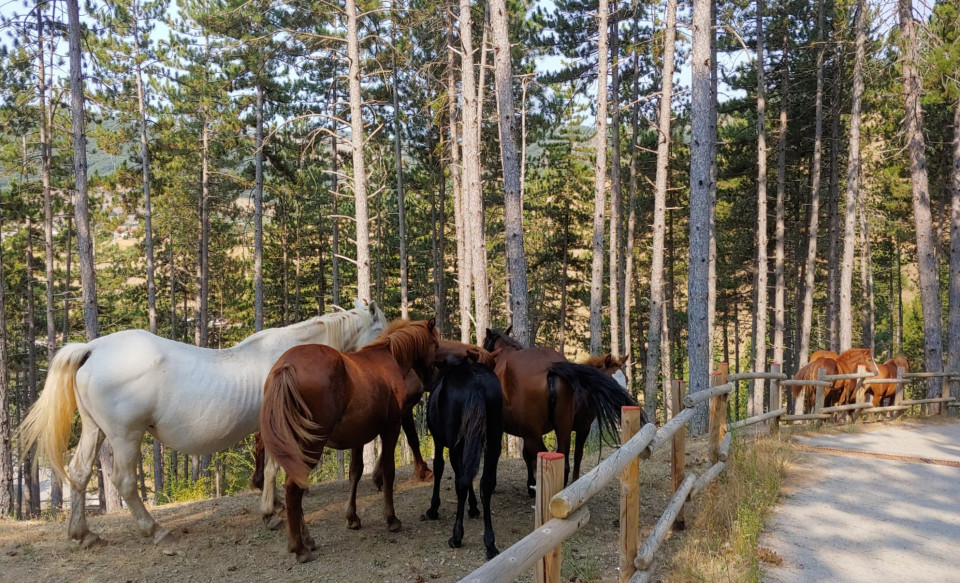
[814,368,827,428]
[768,363,781,435]
[851,364,866,424]
[941,371,950,418]
[619,407,642,583]
[709,372,727,464]
[671,380,686,530]
[718,362,730,419]
[894,365,905,420]
[536,452,565,583]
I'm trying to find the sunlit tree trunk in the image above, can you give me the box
[900,0,944,402]
[773,32,789,368]
[590,0,610,355]
[347,0,371,303]
[799,0,826,366]
[447,7,471,342]
[608,1,621,357]
[254,84,265,331]
[491,0,530,346]
[752,0,768,417]
[947,99,960,399]
[23,213,40,517]
[0,202,11,517]
[392,2,409,320]
[826,37,843,352]
[858,200,875,350]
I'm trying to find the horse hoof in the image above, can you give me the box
[527,486,536,499]
[423,508,439,521]
[448,537,462,549]
[416,467,434,482]
[486,546,500,560]
[387,518,402,533]
[296,549,317,563]
[347,517,362,530]
[153,530,177,546]
[79,533,103,549]
[468,508,480,519]
[264,515,284,531]
[305,535,318,550]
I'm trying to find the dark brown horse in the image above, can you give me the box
[867,356,910,406]
[259,318,439,563]
[793,348,879,410]
[482,329,638,496]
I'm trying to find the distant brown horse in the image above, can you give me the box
[482,329,639,495]
[574,354,629,479]
[260,318,439,563]
[793,348,879,410]
[867,356,910,407]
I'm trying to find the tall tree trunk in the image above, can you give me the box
[559,200,570,352]
[752,0,769,416]
[707,0,718,375]
[0,202,11,517]
[447,7,471,342]
[132,0,157,336]
[197,118,210,348]
[645,0,678,422]
[392,3,409,320]
[688,0,714,432]
[858,199,875,350]
[254,84,265,331]
[490,0,530,346]
[608,2,622,357]
[900,0,944,401]
[460,0,488,337]
[947,98,960,399]
[840,0,865,352]
[23,215,40,517]
[589,0,610,356]
[624,35,642,394]
[347,0,371,303]
[799,0,826,366]
[331,106,341,308]
[826,36,843,351]
[773,33,789,368]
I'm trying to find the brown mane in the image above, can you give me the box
[374,319,439,365]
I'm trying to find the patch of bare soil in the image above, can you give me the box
[0,441,712,583]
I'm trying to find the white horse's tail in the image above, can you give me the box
[19,343,90,485]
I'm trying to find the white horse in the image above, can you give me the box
[19,300,386,548]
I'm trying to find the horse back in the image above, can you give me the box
[497,347,565,435]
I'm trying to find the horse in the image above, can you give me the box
[482,329,639,496]
[867,356,910,407]
[259,318,439,563]
[792,348,880,411]
[17,301,386,549]
[422,350,503,560]
[572,354,628,480]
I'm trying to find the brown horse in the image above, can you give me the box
[259,318,439,563]
[868,356,910,406]
[574,354,629,479]
[793,348,879,410]
[482,329,638,495]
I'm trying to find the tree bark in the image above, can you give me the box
[623,34,641,394]
[608,2,622,357]
[947,98,960,397]
[24,215,40,517]
[447,7,471,342]
[773,32,789,368]
[346,0,371,303]
[752,0,768,417]
[132,0,157,336]
[0,202,11,517]
[254,84,265,331]
[392,2,409,320]
[826,35,843,352]
[840,0,865,352]
[645,0,678,422]
[858,198,875,351]
[900,0,944,401]
[799,0,826,366]
[490,0,530,346]
[688,0,714,432]
[590,0,610,356]
[460,0,488,337]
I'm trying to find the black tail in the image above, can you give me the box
[458,387,487,482]
[547,362,641,444]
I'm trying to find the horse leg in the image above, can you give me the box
[448,446,466,549]
[284,478,315,563]
[467,482,480,519]
[109,435,174,545]
[379,426,402,532]
[555,429,572,486]
[521,439,537,498]
[572,425,588,482]
[402,411,432,482]
[424,441,444,520]
[260,453,284,530]
[346,446,364,530]
[66,416,105,548]
[480,416,503,559]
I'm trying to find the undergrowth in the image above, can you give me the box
[667,433,794,583]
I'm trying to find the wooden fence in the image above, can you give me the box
[458,363,960,583]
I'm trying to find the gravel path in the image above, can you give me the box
[760,420,960,583]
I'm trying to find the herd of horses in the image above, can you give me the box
[18,302,640,564]
[17,301,910,564]
[790,348,910,412]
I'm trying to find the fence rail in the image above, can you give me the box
[459,360,959,583]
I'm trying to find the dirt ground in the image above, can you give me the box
[0,440,712,583]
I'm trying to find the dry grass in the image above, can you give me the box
[665,433,795,583]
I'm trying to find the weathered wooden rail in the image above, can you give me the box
[458,362,960,583]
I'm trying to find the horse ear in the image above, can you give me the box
[466,348,481,363]
[353,298,363,310]
[504,325,513,336]
[427,316,436,331]
[618,355,629,366]
[604,355,614,367]
[367,300,379,316]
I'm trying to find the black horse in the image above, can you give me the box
[423,350,503,560]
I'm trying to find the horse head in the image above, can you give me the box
[350,300,388,349]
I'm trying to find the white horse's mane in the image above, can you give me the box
[232,305,376,353]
